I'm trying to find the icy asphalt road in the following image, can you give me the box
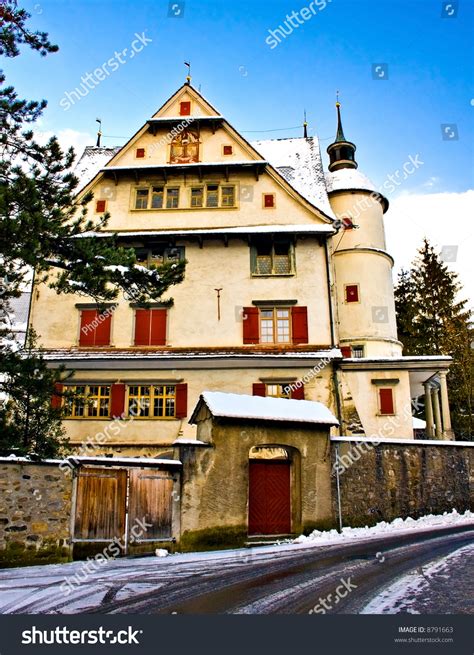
[0,524,473,615]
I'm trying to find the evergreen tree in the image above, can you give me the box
[0,2,185,455]
[395,239,473,439]
[0,330,69,458]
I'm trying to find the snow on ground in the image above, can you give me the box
[0,510,472,614]
[361,542,474,614]
[294,509,474,545]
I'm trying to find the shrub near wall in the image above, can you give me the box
[0,460,72,567]
[332,441,474,527]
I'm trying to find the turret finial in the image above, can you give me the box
[303,109,308,139]
[326,93,358,172]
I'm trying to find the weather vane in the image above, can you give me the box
[184,61,191,84]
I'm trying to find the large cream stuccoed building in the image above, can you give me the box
[29,82,454,454]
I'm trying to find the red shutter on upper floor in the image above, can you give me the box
[340,346,352,358]
[243,307,259,344]
[79,309,97,346]
[93,312,112,346]
[96,200,106,213]
[379,388,394,415]
[150,309,167,345]
[345,284,359,303]
[175,383,188,418]
[135,309,167,346]
[252,383,266,397]
[291,385,305,400]
[51,383,64,409]
[79,309,112,346]
[134,309,151,346]
[136,148,145,158]
[110,383,126,419]
[291,306,308,344]
[180,101,191,116]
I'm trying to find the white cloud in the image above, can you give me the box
[34,128,94,158]
[385,189,474,307]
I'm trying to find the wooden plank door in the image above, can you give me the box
[74,468,127,542]
[128,469,174,541]
[248,460,291,535]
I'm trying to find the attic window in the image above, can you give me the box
[180,101,191,116]
[223,145,233,156]
[95,200,106,213]
[263,193,275,208]
[136,148,145,159]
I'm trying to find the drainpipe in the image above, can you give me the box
[325,237,344,532]
[334,443,343,533]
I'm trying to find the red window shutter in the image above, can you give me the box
[96,200,106,213]
[291,385,305,400]
[110,383,126,419]
[180,101,191,116]
[136,148,145,158]
[175,383,188,419]
[223,145,233,155]
[243,307,260,344]
[134,309,151,346]
[150,309,167,346]
[345,284,359,303]
[340,346,351,358]
[263,194,275,208]
[93,311,112,346]
[291,306,308,344]
[51,383,64,409]
[79,309,97,346]
[379,388,394,415]
[79,309,111,346]
[252,383,266,397]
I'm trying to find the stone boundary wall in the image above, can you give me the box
[0,460,73,567]
[331,440,474,527]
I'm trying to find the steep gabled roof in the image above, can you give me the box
[73,83,337,220]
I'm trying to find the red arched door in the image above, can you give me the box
[248,460,291,535]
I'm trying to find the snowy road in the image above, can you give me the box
[0,522,473,615]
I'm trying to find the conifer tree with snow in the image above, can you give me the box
[0,1,185,456]
[395,239,473,440]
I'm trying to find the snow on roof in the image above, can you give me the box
[67,456,182,467]
[331,436,474,447]
[39,347,341,361]
[325,168,377,194]
[74,145,121,190]
[191,391,339,426]
[78,224,336,239]
[252,137,336,219]
[412,417,427,429]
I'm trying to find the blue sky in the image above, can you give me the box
[5,0,474,194]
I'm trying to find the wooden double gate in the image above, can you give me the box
[73,467,176,552]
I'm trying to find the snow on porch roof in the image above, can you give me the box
[190,391,339,427]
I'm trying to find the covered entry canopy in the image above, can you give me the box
[190,391,339,426]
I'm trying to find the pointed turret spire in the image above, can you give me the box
[327,93,358,172]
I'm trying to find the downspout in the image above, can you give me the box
[324,236,344,532]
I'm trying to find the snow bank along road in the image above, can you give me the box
[0,523,473,615]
